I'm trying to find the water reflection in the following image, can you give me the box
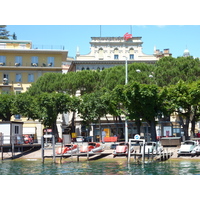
[1,159,200,175]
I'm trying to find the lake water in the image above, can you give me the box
[1,158,200,175]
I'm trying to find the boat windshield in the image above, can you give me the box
[64,145,72,147]
[184,142,194,145]
[89,143,96,146]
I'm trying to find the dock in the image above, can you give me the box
[41,136,173,163]
[0,143,41,160]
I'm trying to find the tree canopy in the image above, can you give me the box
[1,56,200,141]
[0,25,10,39]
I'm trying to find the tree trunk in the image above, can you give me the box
[135,119,141,135]
[148,119,157,142]
[52,120,58,142]
[71,111,76,133]
[191,117,196,137]
[179,115,190,140]
[191,107,197,137]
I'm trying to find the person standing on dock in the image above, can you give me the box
[101,129,106,144]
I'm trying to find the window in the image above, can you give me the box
[15,56,22,66]
[0,43,6,49]
[14,125,19,134]
[28,74,34,82]
[16,91,21,95]
[47,57,54,67]
[3,73,9,84]
[2,90,9,94]
[114,55,119,59]
[98,48,103,59]
[114,48,119,53]
[16,73,22,82]
[3,74,8,79]
[31,56,38,66]
[0,56,6,65]
[15,114,21,120]
[130,54,134,59]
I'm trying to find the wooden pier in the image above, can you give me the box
[41,136,173,163]
[0,143,41,160]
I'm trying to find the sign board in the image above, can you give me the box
[44,129,52,133]
[72,132,77,138]
[44,134,52,138]
[163,126,172,137]
[134,134,140,140]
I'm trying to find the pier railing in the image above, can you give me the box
[0,134,24,146]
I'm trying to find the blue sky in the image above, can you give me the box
[6,25,200,59]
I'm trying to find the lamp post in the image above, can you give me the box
[124,56,128,143]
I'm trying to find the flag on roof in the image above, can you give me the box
[124,32,132,41]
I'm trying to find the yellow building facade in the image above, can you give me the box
[0,39,68,142]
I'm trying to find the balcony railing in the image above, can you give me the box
[32,44,65,50]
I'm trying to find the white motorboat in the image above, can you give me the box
[177,140,198,157]
[141,141,163,154]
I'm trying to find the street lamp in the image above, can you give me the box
[136,69,141,73]
[124,56,128,143]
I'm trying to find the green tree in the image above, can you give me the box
[164,81,200,139]
[12,92,39,120]
[155,56,200,87]
[28,72,64,95]
[0,25,10,39]
[0,93,15,121]
[13,92,79,139]
[111,82,164,141]
[12,32,17,40]
[77,90,108,125]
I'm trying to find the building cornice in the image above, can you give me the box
[71,60,156,65]
[0,49,68,54]
[0,66,62,71]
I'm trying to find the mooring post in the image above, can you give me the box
[160,150,162,161]
[128,140,131,163]
[142,142,145,163]
[1,146,3,160]
[86,143,89,161]
[11,136,14,159]
[52,135,56,163]
[134,150,136,162]
[147,148,150,161]
[77,145,79,162]
[41,136,44,163]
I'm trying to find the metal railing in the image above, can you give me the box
[0,133,24,146]
[32,44,65,50]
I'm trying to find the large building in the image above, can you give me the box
[68,34,172,140]
[0,39,68,141]
[69,34,171,71]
